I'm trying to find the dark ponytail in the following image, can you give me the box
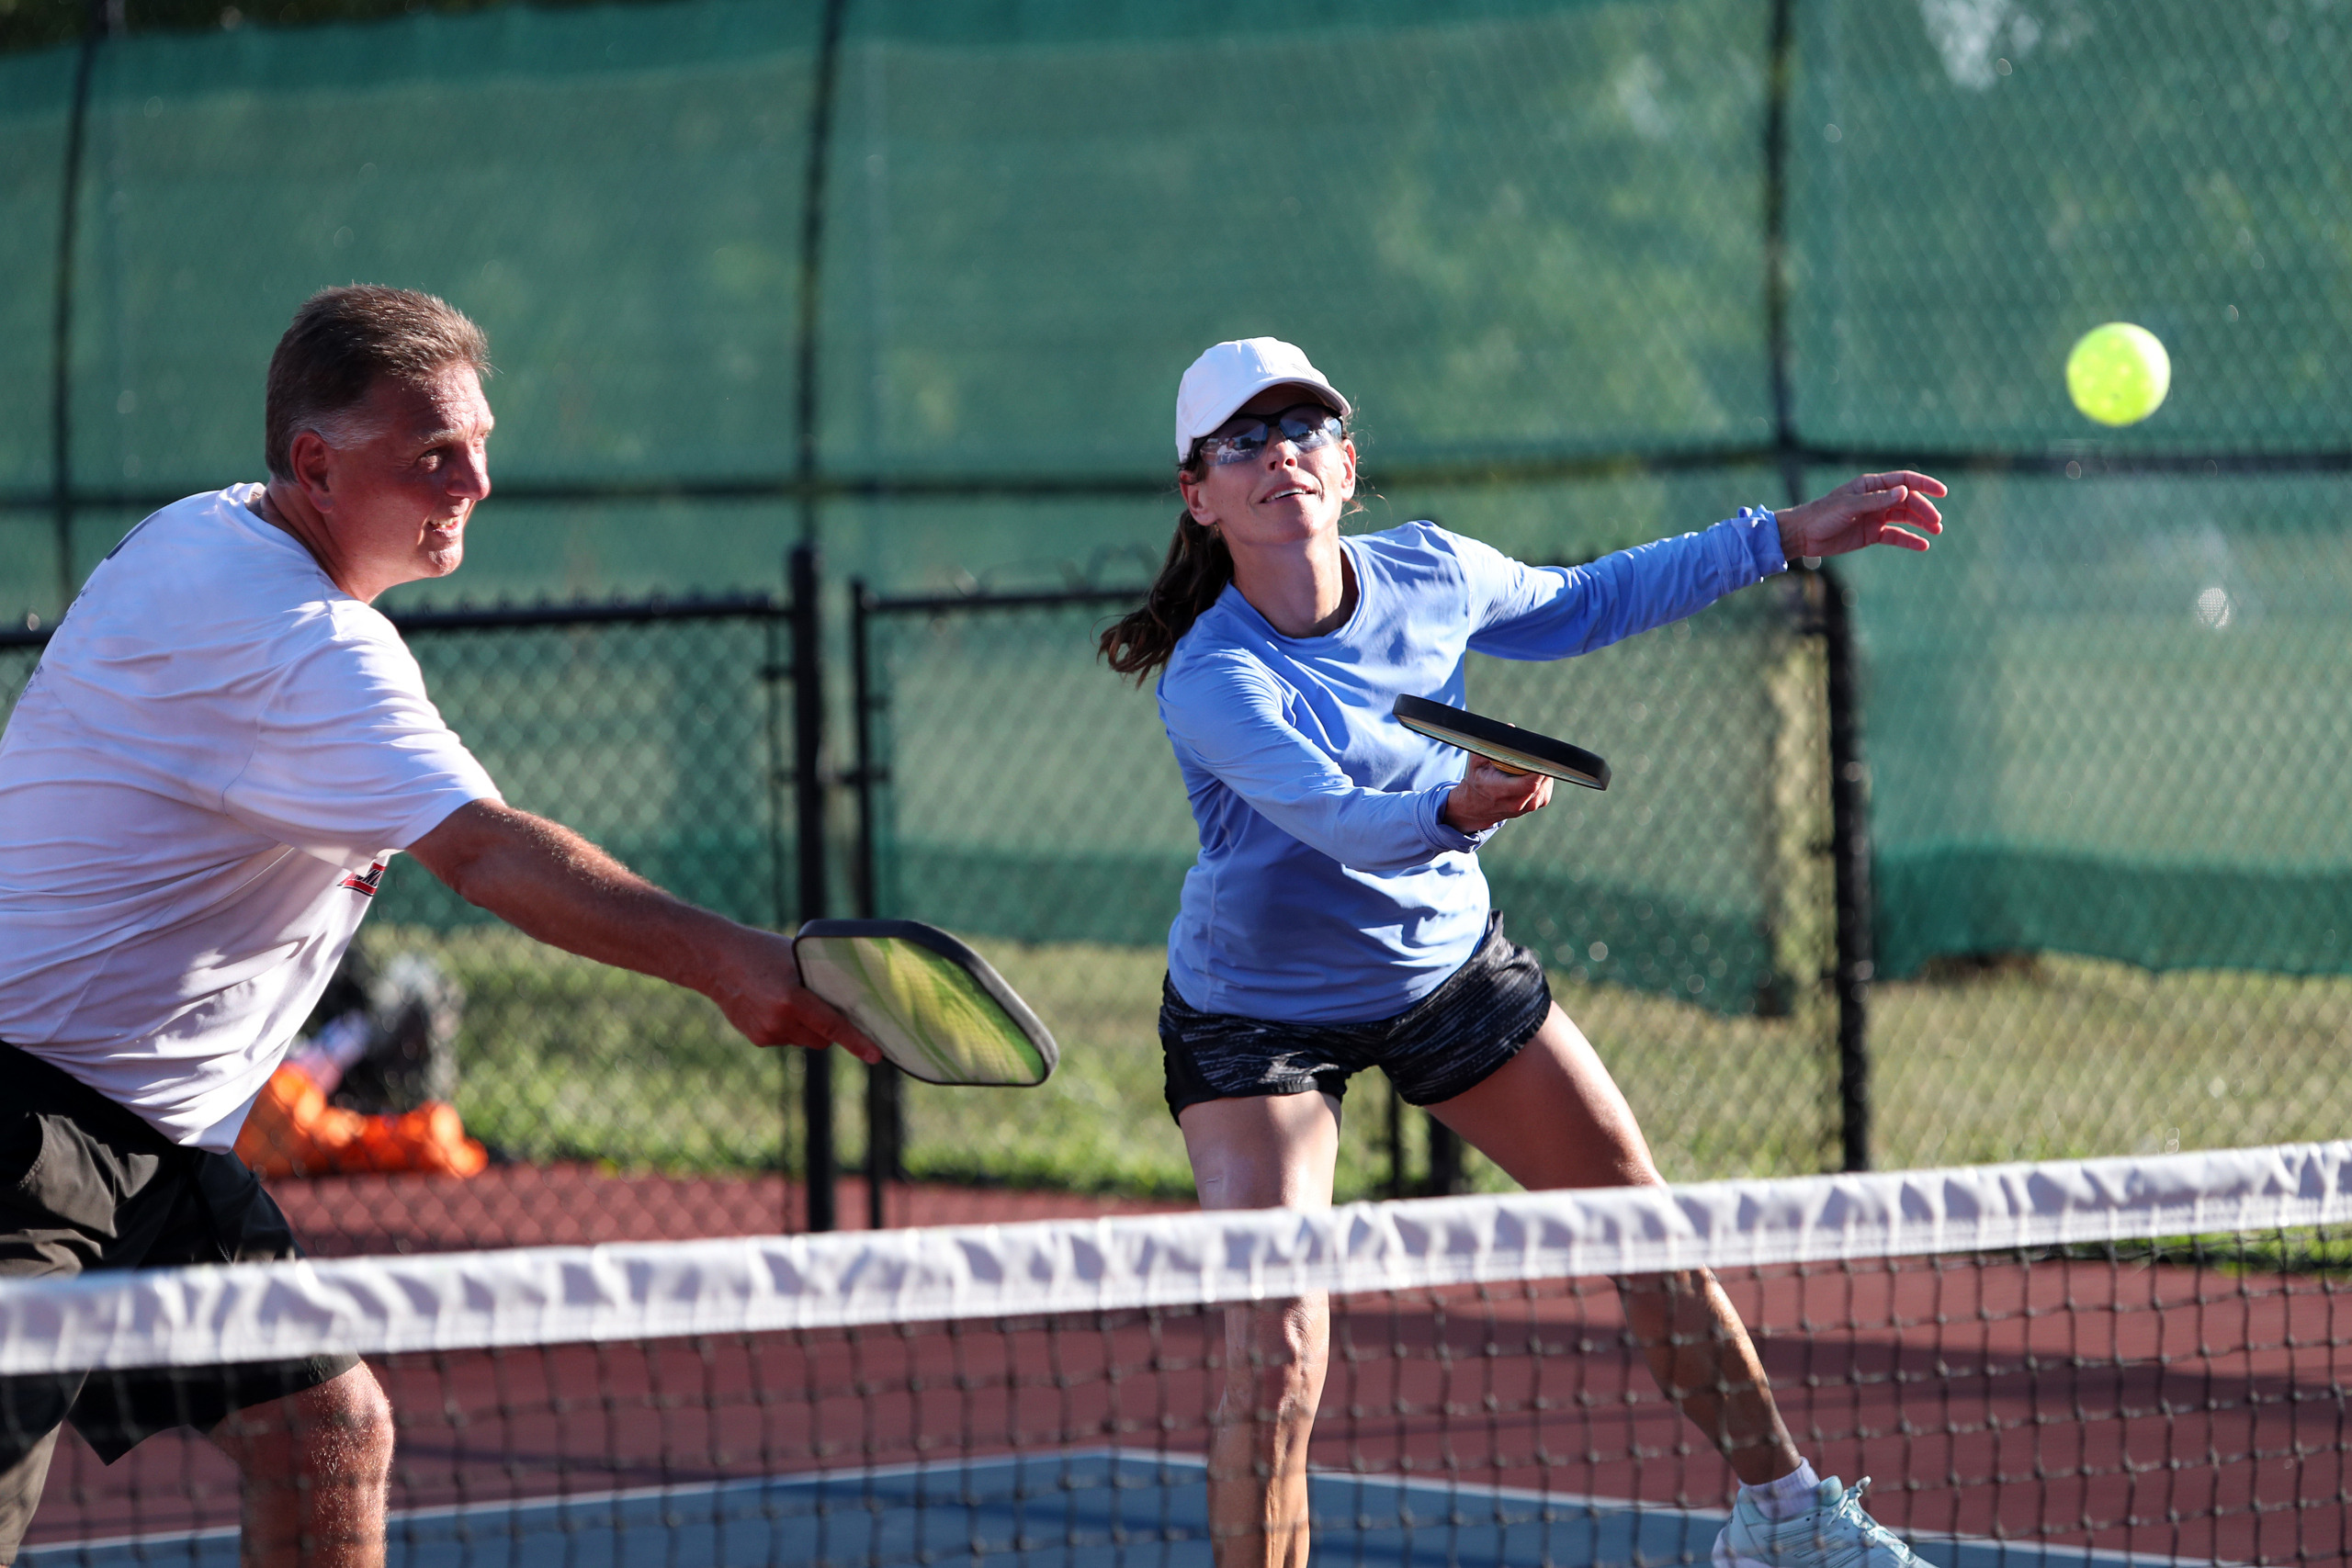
[1100,468,1232,681]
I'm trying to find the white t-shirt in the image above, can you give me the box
[0,486,499,1150]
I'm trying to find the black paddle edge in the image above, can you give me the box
[793,918,1060,1086]
[1392,694,1611,791]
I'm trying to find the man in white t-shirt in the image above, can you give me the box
[0,286,873,1567]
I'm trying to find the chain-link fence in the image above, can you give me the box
[11,534,2352,1232]
[846,570,1844,1203]
[846,515,2352,1199]
[4,0,2350,1231]
[1844,467,2352,1169]
[380,597,796,1172]
[0,596,830,1252]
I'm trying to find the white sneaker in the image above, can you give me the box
[1712,1475,1924,1568]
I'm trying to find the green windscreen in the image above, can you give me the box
[1788,1,2348,457]
[814,0,1771,486]
[1789,2,2352,976]
[0,0,1776,613]
[1845,469,2352,978]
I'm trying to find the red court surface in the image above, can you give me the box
[266,1164,1193,1257]
[27,1207,2352,1564]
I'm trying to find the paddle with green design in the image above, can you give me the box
[793,919,1058,1087]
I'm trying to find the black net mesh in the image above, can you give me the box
[12,1156,2352,1568]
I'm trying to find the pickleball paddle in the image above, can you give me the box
[1393,694,1611,791]
[794,919,1057,1087]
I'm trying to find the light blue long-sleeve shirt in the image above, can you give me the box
[1156,512,1784,1023]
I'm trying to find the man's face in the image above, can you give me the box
[306,367,494,597]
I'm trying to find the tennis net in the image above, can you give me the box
[6,1143,2351,1567]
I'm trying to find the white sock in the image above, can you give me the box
[1738,1460,1821,1521]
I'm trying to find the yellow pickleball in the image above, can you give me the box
[2065,322,2170,426]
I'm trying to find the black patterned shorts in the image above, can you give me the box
[1160,912,1554,1121]
[2,1042,357,1560]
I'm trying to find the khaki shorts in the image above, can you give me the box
[0,1042,356,1563]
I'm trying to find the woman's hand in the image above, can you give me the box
[1776,470,1947,558]
[1442,758,1555,835]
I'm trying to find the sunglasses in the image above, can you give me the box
[1193,403,1346,468]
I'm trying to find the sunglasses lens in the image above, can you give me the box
[1280,412,1340,451]
[1204,422,1271,467]
[1200,407,1340,467]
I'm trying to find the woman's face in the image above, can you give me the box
[1178,384,1356,554]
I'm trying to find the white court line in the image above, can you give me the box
[23,1449,2224,1567]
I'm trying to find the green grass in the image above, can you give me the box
[2074,1232,2352,1280]
[1871,953,2352,1168]
[367,922,2352,1198]
[896,942,1419,1201]
[368,922,790,1173]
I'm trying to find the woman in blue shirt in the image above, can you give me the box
[1100,338,1947,1568]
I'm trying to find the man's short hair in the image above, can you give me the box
[264,287,492,480]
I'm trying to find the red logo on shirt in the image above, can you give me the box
[340,860,388,897]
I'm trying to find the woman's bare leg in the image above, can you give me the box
[1426,1004,1803,1485]
[1178,1091,1341,1568]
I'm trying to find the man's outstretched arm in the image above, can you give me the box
[407,798,877,1060]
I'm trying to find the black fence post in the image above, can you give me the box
[843,582,1154,1209]
[51,0,115,615]
[1423,1119,1464,1197]
[790,543,835,1230]
[1820,566,1873,1171]
[1761,0,1865,1170]
[1761,0,1799,508]
[849,580,901,1228]
[786,0,847,1229]
[1385,1084,1406,1200]
[791,0,846,538]
[763,609,795,1229]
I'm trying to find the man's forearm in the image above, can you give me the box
[408,798,873,1057]
[409,800,745,996]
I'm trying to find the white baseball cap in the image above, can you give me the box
[1173,338,1352,461]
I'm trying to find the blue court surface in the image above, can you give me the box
[22,1450,2204,1568]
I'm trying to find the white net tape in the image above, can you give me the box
[5,1141,2347,1376]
